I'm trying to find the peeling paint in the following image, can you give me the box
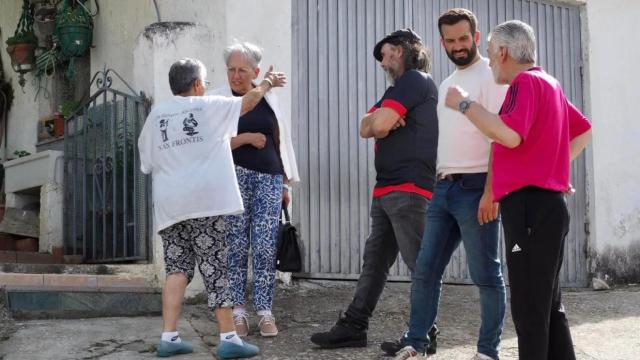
[594,240,640,284]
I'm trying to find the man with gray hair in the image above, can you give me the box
[138,57,286,358]
[445,20,592,360]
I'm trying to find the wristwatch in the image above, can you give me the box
[458,97,473,114]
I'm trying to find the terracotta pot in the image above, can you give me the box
[6,43,36,68]
[54,113,65,137]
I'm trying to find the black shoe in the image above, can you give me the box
[310,315,367,348]
[380,326,440,356]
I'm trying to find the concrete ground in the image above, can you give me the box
[1,281,639,359]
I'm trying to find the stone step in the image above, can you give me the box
[0,262,149,275]
[0,272,161,319]
[4,289,161,320]
[0,272,155,293]
[0,250,61,264]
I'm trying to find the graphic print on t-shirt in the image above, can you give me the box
[157,110,205,152]
[183,113,199,136]
[159,119,169,142]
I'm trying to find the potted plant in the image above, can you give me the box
[55,0,93,58]
[5,0,37,87]
[5,31,38,70]
[53,99,80,137]
[5,0,38,71]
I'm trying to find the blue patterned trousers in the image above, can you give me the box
[226,165,283,311]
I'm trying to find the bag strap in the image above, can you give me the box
[282,206,291,223]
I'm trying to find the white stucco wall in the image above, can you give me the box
[0,1,46,158]
[90,0,292,293]
[91,0,291,110]
[585,0,640,252]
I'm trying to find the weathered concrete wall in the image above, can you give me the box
[133,22,217,105]
[0,1,42,158]
[132,22,219,295]
[91,0,291,117]
[585,0,640,283]
[115,0,292,295]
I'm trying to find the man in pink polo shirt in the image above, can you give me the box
[444,20,592,360]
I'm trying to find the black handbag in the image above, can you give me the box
[276,207,302,272]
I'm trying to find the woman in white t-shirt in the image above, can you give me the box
[207,42,299,339]
[138,58,286,359]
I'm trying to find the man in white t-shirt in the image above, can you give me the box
[138,58,286,359]
[388,9,508,360]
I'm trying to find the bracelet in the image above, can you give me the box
[282,184,291,191]
[263,78,273,87]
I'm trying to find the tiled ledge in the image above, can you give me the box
[0,272,157,293]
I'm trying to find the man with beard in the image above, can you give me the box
[310,29,440,354]
[387,9,507,360]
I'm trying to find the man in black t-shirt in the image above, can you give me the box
[311,29,440,353]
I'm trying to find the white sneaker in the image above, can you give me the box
[393,345,428,360]
[472,353,494,360]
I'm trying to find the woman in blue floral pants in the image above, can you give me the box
[211,42,299,338]
[226,166,283,336]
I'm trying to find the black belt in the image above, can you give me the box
[437,172,485,182]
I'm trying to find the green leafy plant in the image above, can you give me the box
[59,99,80,119]
[56,4,93,28]
[5,31,38,46]
[13,150,31,158]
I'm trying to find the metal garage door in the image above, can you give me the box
[292,0,588,287]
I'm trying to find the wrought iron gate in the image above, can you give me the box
[63,67,151,263]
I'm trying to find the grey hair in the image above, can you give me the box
[489,20,537,64]
[223,42,262,69]
[168,58,206,95]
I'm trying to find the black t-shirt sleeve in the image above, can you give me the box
[381,70,429,116]
[368,88,393,113]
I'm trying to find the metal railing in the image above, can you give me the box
[63,67,151,262]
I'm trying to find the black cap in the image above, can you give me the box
[373,28,423,61]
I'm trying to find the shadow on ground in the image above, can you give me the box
[1,281,638,359]
[185,281,640,360]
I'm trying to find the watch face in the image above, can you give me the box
[459,100,470,113]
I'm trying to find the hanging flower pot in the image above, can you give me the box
[57,23,92,57]
[5,0,38,87]
[55,1,93,58]
[34,4,57,38]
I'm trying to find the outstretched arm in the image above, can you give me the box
[240,65,287,116]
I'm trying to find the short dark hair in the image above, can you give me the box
[438,8,478,37]
[373,29,431,73]
[168,58,205,95]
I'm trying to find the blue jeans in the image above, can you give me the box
[404,173,506,359]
